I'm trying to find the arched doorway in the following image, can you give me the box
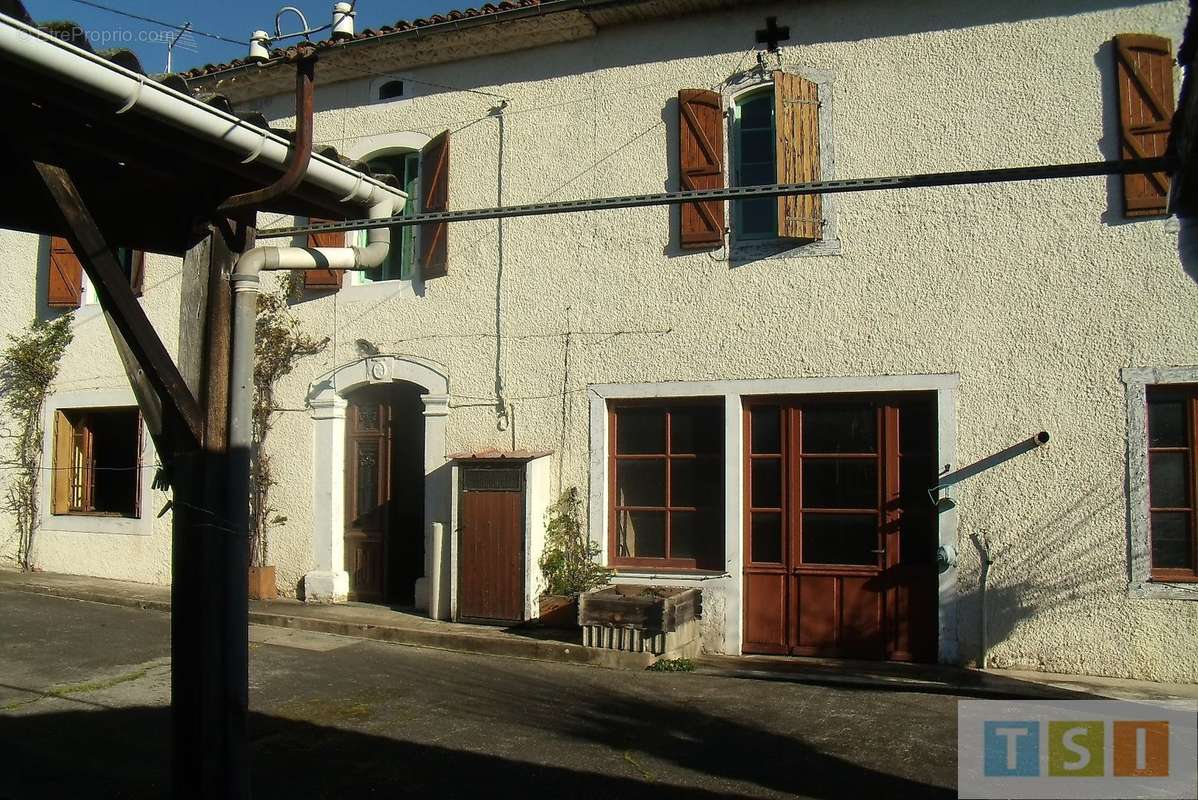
[305,355,450,613]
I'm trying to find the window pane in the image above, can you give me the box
[802,513,878,565]
[88,408,140,516]
[616,510,666,559]
[616,459,666,507]
[750,512,783,563]
[355,442,379,519]
[802,405,876,453]
[671,458,722,508]
[1148,395,1188,448]
[615,408,666,454]
[670,405,723,454]
[751,458,782,508]
[751,407,781,454]
[1150,511,1193,570]
[671,510,723,569]
[1149,452,1190,508]
[739,92,772,129]
[356,405,380,432]
[740,129,773,161]
[738,161,774,186]
[737,198,775,236]
[802,459,878,509]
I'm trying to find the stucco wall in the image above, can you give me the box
[3,0,1195,680]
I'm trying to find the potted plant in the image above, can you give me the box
[537,487,611,628]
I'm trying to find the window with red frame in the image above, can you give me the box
[1146,386,1198,579]
[609,402,724,570]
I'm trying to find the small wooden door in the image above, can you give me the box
[345,397,391,602]
[458,466,525,623]
[743,394,939,662]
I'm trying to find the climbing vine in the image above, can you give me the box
[0,315,73,570]
[250,287,328,568]
[539,487,611,596]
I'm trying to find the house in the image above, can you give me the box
[1,0,1195,683]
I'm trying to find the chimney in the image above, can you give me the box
[248,30,271,62]
[332,3,356,40]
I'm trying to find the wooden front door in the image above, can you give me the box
[345,396,391,602]
[457,466,525,623]
[743,394,939,662]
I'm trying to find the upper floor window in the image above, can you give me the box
[609,401,725,571]
[359,151,420,283]
[378,80,404,101]
[1146,386,1198,579]
[732,88,777,240]
[52,407,141,517]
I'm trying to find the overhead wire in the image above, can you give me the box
[64,0,247,45]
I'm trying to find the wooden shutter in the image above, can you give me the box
[678,89,725,249]
[1114,34,1175,218]
[51,410,73,515]
[303,218,345,290]
[47,236,83,308]
[129,250,146,297]
[774,72,822,240]
[420,130,450,279]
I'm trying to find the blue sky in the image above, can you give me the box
[24,1,461,72]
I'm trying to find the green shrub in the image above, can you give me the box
[539,487,610,596]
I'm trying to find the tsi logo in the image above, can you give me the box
[960,700,1195,799]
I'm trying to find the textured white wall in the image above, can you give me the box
[3,0,1195,680]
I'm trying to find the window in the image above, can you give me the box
[358,151,420,282]
[733,88,777,239]
[1146,387,1197,579]
[378,80,404,100]
[52,407,141,517]
[609,402,724,570]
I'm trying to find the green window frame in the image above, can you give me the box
[732,87,776,241]
[360,151,420,282]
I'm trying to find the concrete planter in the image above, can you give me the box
[578,585,702,658]
[248,565,277,601]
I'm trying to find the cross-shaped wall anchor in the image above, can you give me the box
[755,16,790,53]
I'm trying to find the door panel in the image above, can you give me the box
[458,469,524,623]
[345,399,390,602]
[744,394,939,662]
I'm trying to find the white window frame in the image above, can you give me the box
[723,67,841,262]
[1121,366,1198,600]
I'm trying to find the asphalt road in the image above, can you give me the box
[0,589,958,798]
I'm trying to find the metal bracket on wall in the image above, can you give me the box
[927,431,1050,509]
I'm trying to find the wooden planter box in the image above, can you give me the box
[578,585,702,657]
[248,565,277,601]
[537,594,580,629]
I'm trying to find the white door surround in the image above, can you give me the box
[304,354,450,609]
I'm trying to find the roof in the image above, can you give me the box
[0,0,402,254]
[184,0,763,103]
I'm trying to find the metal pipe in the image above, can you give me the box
[928,431,1050,504]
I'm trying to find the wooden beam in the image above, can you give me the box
[33,162,204,445]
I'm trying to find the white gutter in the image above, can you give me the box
[0,11,406,213]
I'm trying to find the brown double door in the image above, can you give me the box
[457,466,525,623]
[743,393,939,662]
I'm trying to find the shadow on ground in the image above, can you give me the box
[1,704,952,799]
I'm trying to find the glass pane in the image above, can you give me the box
[615,459,666,507]
[751,458,782,509]
[751,407,781,454]
[356,405,380,431]
[1150,511,1193,570]
[355,442,379,518]
[615,408,666,454]
[802,405,877,453]
[1150,452,1190,508]
[740,129,773,160]
[670,405,723,454]
[737,198,775,236]
[739,92,773,129]
[1148,396,1188,448]
[616,510,666,559]
[802,459,878,509]
[671,510,723,569]
[671,458,722,508]
[738,161,774,186]
[899,400,936,456]
[750,512,783,563]
[802,513,878,565]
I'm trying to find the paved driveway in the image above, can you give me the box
[0,590,957,798]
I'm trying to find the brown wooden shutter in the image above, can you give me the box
[47,235,83,308]
[1114,34,1175,218]
[678,89,725,249]
[774,72,822,240]
[129,250,146,297]
[420,130,450,279]
[52,410,73,515]
[303,218,345,290]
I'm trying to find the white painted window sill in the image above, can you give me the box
[339,278,419,302]
[731,236,842,264]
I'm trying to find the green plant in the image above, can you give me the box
[539,487,611,596]
[0,315,73,570]
[645,658,695,672]
[251,288,328,568]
